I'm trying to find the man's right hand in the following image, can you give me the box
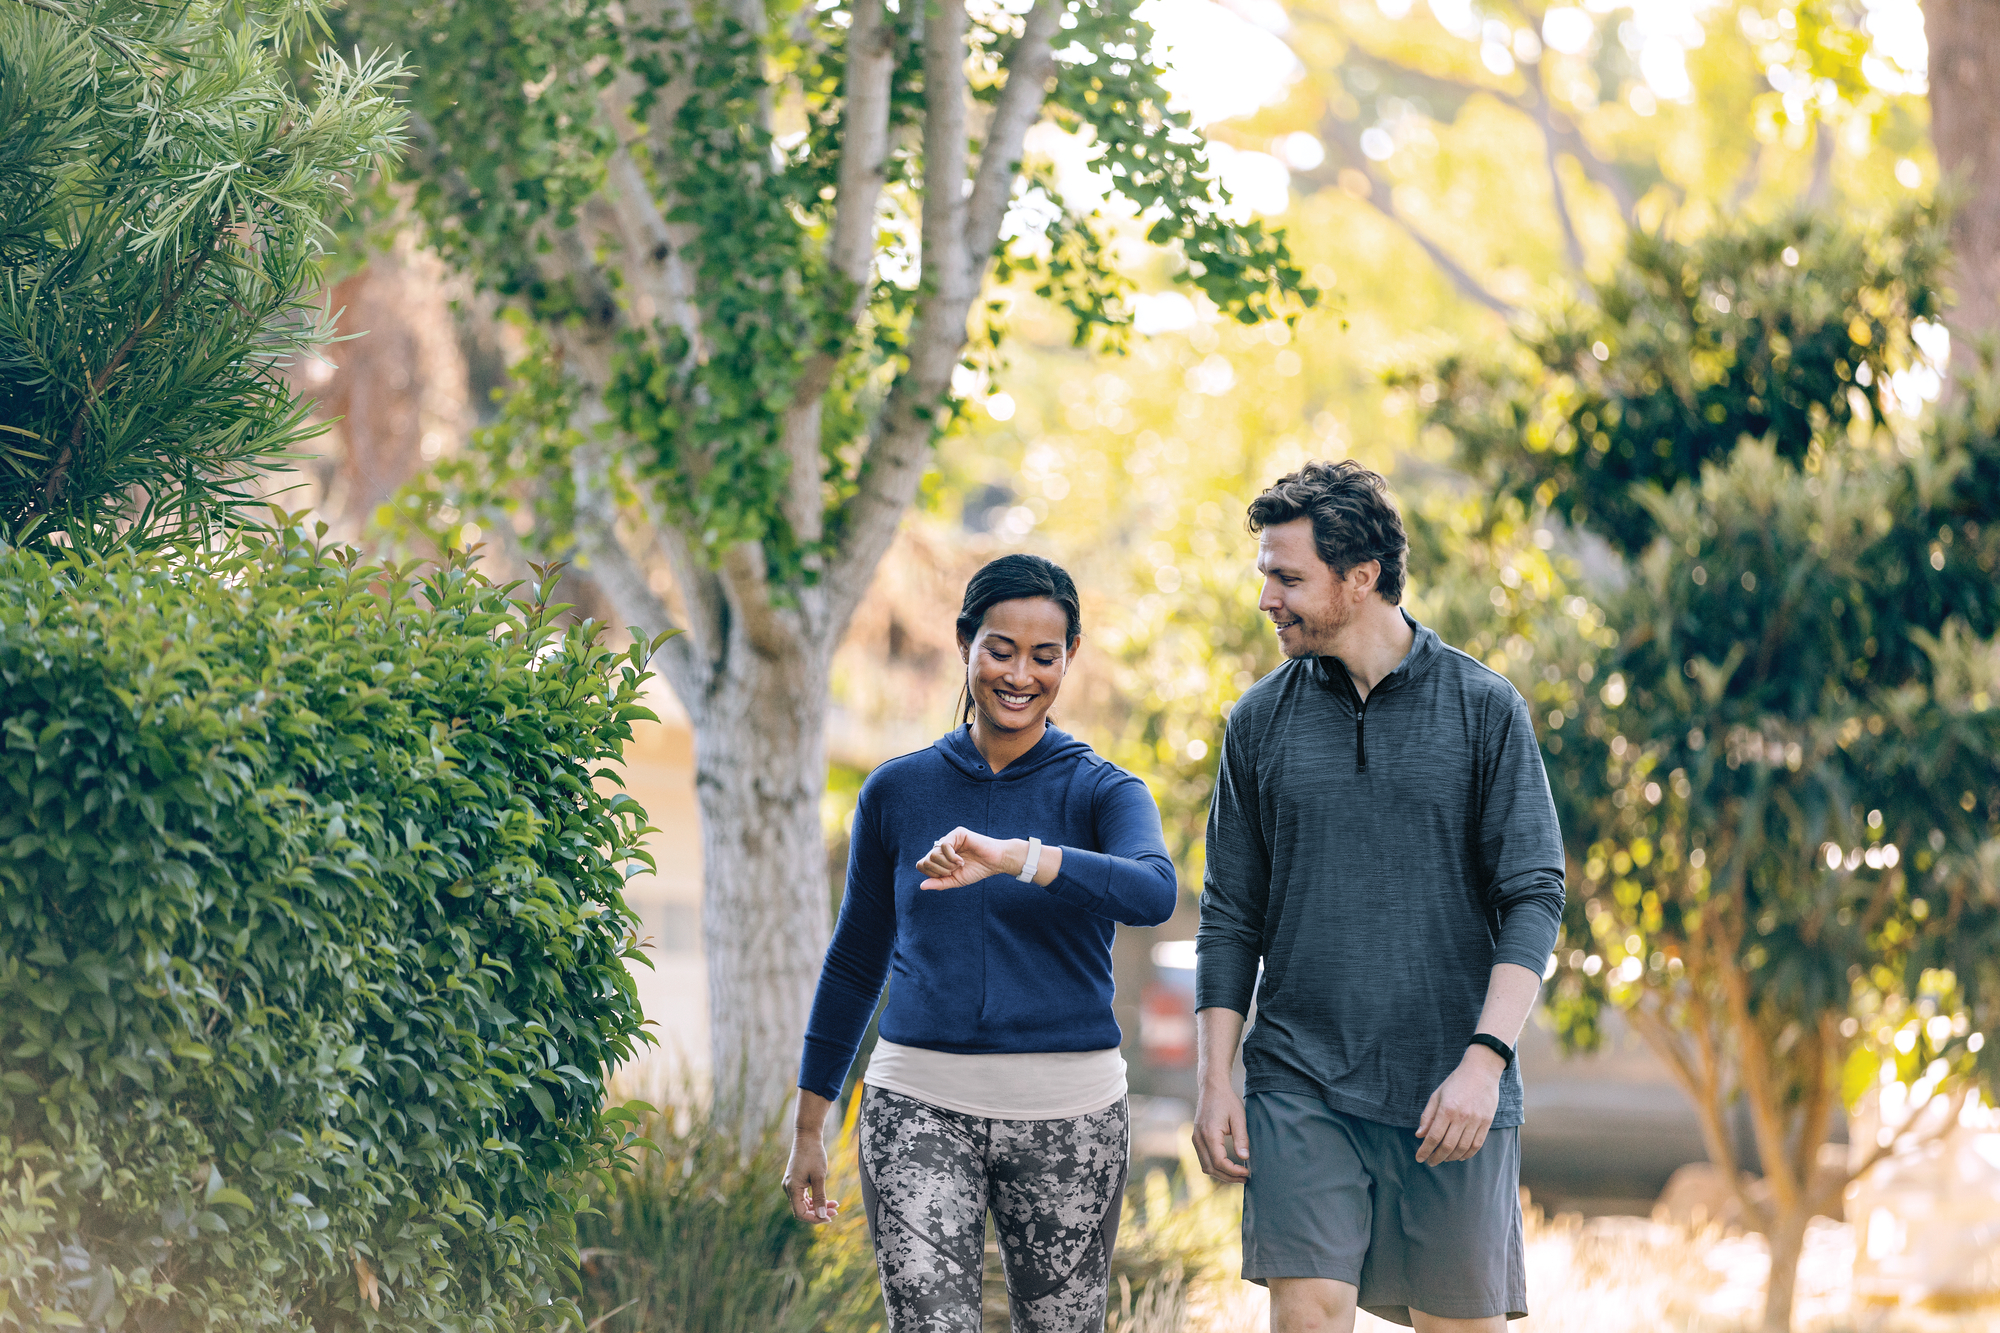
[1192,1083,1251,1182]
[1192,1005,1252,1182]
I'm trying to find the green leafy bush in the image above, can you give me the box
[0,523,660,1331]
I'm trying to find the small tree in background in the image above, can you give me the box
[0,0,403,546]
[1415,212,2000,1333]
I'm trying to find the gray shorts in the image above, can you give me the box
[1242,1091,1526,1326]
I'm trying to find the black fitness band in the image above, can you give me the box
[1467,1033,1516,1068]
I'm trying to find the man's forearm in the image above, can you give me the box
[1473,962,1544,1048]
[1196,1006,1247,1090]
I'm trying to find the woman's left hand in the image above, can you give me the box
[917,827,1016,890]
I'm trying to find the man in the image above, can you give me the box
[1193,460,1565,1333]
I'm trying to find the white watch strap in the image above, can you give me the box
[1016,836,1043,882]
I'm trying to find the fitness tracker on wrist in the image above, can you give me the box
[1467,1033,1516,1068]
[1016,836,1043,882]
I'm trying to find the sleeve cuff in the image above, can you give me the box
[1492,946,1555,976]
[1043,846,1106,907]
[798,1036,858,1103]
[1194,947,1260,1014]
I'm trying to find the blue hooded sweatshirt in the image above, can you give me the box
[798,725,1178,1103]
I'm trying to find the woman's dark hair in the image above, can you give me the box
[1246,459,1409,604]
[955,554,1082,723]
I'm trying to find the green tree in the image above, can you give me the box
[1416,210,1947,555]
[1417,212,2000,1333]
[0,0,405,547]
[342,0,1312,1126]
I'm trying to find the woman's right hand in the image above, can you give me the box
[784,1114,841,1224]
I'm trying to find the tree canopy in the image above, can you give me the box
[1407,208,2000,1333]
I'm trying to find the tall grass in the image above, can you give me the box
[575,1076,884,1333]
[574,1073,1219,1333]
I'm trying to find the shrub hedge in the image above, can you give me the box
[0,523,660,1331]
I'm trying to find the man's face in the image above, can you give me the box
[1257,518,1370,659]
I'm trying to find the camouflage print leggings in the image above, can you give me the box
[858,1086,1130,1333]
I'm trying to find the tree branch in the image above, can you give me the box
[567,423,700,700]
[1681,904,1772,1230]
[1534,67,1588,277]
[830,0,898,291]
[50,227,224,508]
[1334,43,1641,224]
[717,542,802,659]
[1628,984,1760,1228]
[1722,952,1800,1216]
[1845,1086,1971,1186]
[963,0,1062,264]
[1539,110,1639,223]
[650,523,725,677]
[918,0,973,313]
[1626,994,1704,1096]
[1306,113,1518,318]
[1789,1013,1838,1195]
[778,0,900,549]
[599,94,702,349]
[625,0,699,156]
[827,0,992,631]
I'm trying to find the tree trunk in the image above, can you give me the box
[1759,1206,1810,1333]
[692,646,835,1133]
[1926,0,2000,361]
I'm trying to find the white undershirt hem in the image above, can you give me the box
[863,1040,1127,1121]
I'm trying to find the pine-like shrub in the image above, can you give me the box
[0,523,660,1331]
[0,0,404,549]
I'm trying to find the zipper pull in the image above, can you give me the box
[1356,705,1368,772]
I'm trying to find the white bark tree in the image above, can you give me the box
[344,0,1309,1129]
[1925,0,2000,360]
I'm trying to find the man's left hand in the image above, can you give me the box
[1414,1044,1504,1164]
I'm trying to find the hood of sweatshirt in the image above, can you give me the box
[935,723,1097,782]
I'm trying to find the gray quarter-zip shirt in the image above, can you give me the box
[1195,611,1565,1128]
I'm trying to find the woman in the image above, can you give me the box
[785,553,1177,1333]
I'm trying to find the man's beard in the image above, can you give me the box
[1276,593,1354,660]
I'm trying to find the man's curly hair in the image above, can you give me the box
[1246,460,1409,604]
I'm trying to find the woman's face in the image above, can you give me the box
[960,597,1076,735]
